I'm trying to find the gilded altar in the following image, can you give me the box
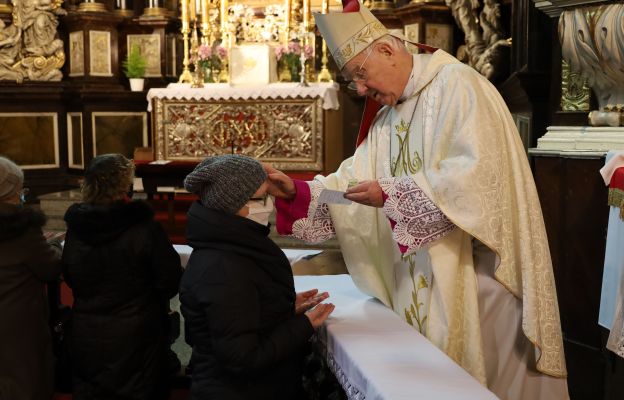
[147,82,343,173]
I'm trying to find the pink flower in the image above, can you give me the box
[275,45,285,60]
[197,44,212,60]
[216,46,227,59]
[287,41,301,54]
[304,44,313,60]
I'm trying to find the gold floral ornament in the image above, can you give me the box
[403,254,429,334]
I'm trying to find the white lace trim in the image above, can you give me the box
[380,177,455,252]
[326,351,366,400]
[291,181,336,243]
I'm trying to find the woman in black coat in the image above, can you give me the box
[180,155,334,400]
[62,154,183,400]
[0,156,62,400]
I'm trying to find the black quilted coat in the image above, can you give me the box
[180,202,314,400]
[62,200,182,400]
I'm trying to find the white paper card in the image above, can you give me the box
[318,189,352,205]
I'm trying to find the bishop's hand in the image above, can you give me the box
[263,163,296,200]
[344,180,384,207]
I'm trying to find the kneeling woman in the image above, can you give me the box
[62,154,183,400]
[180,155,334,400]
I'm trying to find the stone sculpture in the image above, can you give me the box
[445,0,510,82]
[0,0,66,82]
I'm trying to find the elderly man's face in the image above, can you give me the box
[342,44,406,107]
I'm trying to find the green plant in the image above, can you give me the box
[122,45,146,78]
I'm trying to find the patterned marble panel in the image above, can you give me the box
[0,113,58,168]
[404,23,420,54]
[89,31,112,77]
[69,31,85,77]
[92,112,148,159]
[425,23,453,53]
[128,34,162,78]
[67,113,83,168]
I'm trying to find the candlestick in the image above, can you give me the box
[317,0,332,82]
[179,0,193,83]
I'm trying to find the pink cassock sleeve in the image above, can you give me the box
[275,180,336,244]
[275,180,312,235]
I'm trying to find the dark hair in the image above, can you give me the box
[82,154,135,204]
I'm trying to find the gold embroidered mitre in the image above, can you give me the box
[313,5,388,70]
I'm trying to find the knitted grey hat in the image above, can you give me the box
[0,156,23,201]
[184,154,267,214]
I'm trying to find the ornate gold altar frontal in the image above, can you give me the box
[152,97,324,171]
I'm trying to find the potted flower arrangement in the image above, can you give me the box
[275,41,313,82]
[195,44,228,83]
[122,45,147,92]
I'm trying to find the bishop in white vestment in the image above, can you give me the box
[268,3,569,399]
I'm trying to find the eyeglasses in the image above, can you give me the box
[19,187,29,203]
[345,49,373,91]
[249,193,268,206]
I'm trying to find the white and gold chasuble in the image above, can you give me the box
[286,51,567,388]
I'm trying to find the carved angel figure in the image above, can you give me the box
[445,0,510,82]
[0,19,23,82]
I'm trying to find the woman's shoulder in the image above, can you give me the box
[0,206,46,242]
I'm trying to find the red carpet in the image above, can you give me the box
[149,193,197,244]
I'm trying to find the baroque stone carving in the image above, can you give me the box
[445,0,510,81]
[0,0,66,82]
[559,4,624,112]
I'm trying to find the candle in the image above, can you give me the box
[201,0,210,29]
[303,0,310,30]
[189,0,196,22]
[321,0,328,14]
[220,0,228,32]
[196,0,202,14]
[284,0,290,43]
[181,0,189,28]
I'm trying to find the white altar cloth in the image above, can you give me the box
[296,274,498,400]
[146,82,340,112]
[173,244,321,268]
[171,246,497,398]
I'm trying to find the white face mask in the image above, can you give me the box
[245,196,274,226]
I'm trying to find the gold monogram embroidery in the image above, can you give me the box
[391,118,422,176]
